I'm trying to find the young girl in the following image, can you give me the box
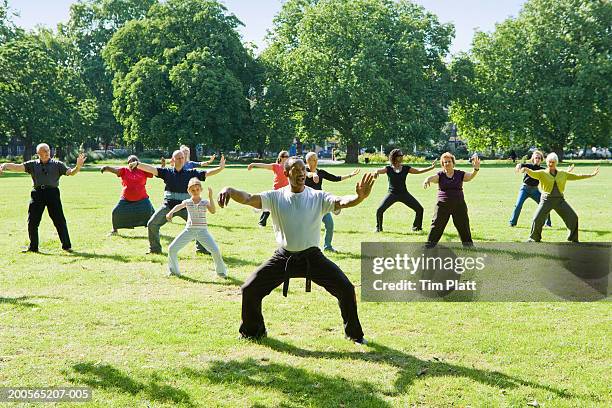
[247,150,290,226]
[166,178,227,278]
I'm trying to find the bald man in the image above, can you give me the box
[0,143,85,252]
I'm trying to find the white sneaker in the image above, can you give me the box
[167,267,181,277]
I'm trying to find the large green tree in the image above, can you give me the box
[103,0,255,158]
[263,0,454,162]
[60,0,156,150]
[450,0,611,159]
[0,32,95,160]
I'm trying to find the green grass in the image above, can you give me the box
[0,164,610,407]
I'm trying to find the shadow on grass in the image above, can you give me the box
[177,275,243,286]
[259,338,576,400]
[183,358,389,407]
[212,223,260,232]
[116,234,175,244]
[223,255,262,268]
[0,295,63,308]
[62,250,140,264]
[67,362,194,407]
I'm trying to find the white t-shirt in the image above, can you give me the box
[260,186,338,252]
[184,198,208,229]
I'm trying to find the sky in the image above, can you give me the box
[8,0,526,55]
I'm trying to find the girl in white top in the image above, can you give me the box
[166,178,227,277]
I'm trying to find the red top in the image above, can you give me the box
[272,163,289,190]
[117,168,153,201]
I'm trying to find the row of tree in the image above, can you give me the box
[0,0,609,162]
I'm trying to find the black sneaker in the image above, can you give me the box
[196,248,211,255]
[21,248,39,253]
[146,249,162,255]
[352,337,368,346]
[411,227,422,232]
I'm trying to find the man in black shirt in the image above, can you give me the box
[134,150,226,254]
[304,152,359,252]
[0,143,85,252]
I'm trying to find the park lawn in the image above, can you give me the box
[0,164,610,407]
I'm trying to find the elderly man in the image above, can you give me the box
[134,150,226,254]
[0,143,85,252]
[217,157,376,345]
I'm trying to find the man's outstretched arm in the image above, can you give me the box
[334,172,376,210]
[217,187,262,209]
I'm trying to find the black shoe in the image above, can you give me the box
[258,222,266,228]
[411,227,422,232]
[21,248,39,253]
[146,249,162,255]
[374,228,382,233]
[350,337,368,346]
[63,247,73,253]
[196,248,210,255]
[239,330,267,341]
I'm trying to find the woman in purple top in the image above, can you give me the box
[423,152,481,247]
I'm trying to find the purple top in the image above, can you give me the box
[437,169,465,201]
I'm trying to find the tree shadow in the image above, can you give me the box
[177,275,243,286]
[66,362,194,407]
[0,295,63,308]
[63,250,142,264]
[213,224,260,232]
[223,255,264,268]
[259,338,577,400]
[182,358,390,407]
[117,234,175,244]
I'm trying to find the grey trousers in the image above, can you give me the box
[530,195,578,242]
[147,205,205,253]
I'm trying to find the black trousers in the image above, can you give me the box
[240,247,364,341]
[426,198,472,246]
[27,187,71,251]
[376,192,424,230]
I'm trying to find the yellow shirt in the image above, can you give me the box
[524,169,591,194]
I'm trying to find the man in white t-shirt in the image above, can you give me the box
[218,158,376,345]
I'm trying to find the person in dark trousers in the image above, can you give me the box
[304,151,360,252]
[133,150,226,254]
[217,158,376,345]
[521,152,599,243]
[247,151,290,227]
[423,152,480,247]
[0,143,85,252]
[373,149,436,232]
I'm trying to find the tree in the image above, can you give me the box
[262,0,454,162]
[0,33,95,160]
[60,0,156,150]
[103,0,255,159]
[450,0,611,159]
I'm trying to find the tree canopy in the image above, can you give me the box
[262,0,455,162]
[450,0,611,159]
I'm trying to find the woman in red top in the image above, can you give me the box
[247,150,289,226]
[101,155,155,235]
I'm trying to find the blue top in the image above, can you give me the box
[182,161,199,171]
[156,167,206,193]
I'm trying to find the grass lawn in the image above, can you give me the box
[0,163,610,407]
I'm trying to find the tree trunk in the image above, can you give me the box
[345,137,359,164]
[550,144,564,162]
[22,130,33,161]
[188,143,197,161]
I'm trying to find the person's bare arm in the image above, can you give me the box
[372,167,387,178]
[340,169,360,181]
[66,153,86,176]
[166,202,187,221]
[409,160,437,175]
[201,154,216,166]
[217,187,262,209]
[206,155,226,177]
[423,174,440,189]
[334,173,376,210]
[132,160,158,177]
[463,156,481,182]
[100,166,120,175]
[207,187,216,214]
[247,162,275,171]
[0,163,26,174]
